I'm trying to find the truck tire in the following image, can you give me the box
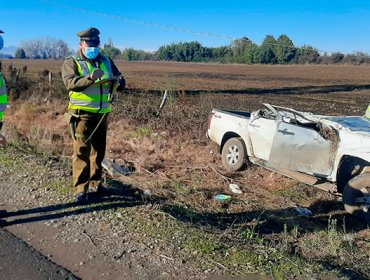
[221,137,247,172]
[336,156,368,193]
[343,173,370,220]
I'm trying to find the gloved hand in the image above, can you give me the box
[0,132,7,147]
[117,75,126,92]
[89,68,104,81]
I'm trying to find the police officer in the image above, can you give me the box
[62,27,125,204]
[366,103,370,119]
[0,29,8,224]
[0,29,8,147]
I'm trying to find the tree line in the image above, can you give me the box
[11,34,370,65]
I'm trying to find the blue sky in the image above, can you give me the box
[2,0,370,54]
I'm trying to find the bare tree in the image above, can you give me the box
[57,40,70,58]
[21,37,71,59]
[22,39,42,58]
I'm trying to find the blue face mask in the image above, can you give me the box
[0,36,3,50]
[84,47,99,59]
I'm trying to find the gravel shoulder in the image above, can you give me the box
[0,145,203,280]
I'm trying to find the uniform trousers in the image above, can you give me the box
[72,111,108,193]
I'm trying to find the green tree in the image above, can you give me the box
[121,48,153,61]
[156,45,173,61]
[121,48,137,60]
[101,45,121,59]
[156,41,213,62]
[275,35,295,64]
[245,43,259,64]
[258,35,277,64]
[231,37,251,63]
[15,48,27,59]
[212,46,232,63]
[295,45,320,64]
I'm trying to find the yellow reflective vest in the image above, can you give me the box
[366,104,370,119]
[0,73,7,122]
[68,55,114,113]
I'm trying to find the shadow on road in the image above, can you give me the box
[2,177,368,232]
[0,179,166,227]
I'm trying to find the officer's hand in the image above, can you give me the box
[90,68,104,81]
[117,75,126,91]
[0,133,7,147]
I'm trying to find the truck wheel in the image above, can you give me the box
[343,173,370,220]
[221,137,247,172]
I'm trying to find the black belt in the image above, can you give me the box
[68,109,106,116]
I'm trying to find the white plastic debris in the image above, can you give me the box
[229,183,242,194]
[143,189,152,198]
[294,207,312,217]
[102,159,131,177]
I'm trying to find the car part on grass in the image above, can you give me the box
[229,183,242,194]
[343,173,370,219]
[102,158,132,177]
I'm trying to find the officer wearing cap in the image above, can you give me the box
[0,29,8,147]
[61,27,125,204]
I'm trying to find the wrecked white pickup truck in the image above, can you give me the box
[207,103,370,218]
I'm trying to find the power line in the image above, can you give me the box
[42,1,235,41]
[42,0,369,57]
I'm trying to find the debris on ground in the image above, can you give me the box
[294,206,313,217]
[102,158,132,177]
[229,183,242,194]
[214,194,231,202]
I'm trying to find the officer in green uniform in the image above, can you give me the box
[0,29,8,223]
[0,29,8,147]
[62,27,125,204]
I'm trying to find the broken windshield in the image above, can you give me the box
[328,117,370,133]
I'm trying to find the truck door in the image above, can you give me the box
[267,120,335,177]
[248,117,277,161]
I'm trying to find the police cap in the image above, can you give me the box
[77,27,100,45]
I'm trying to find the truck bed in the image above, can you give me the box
[213,109,251,119]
